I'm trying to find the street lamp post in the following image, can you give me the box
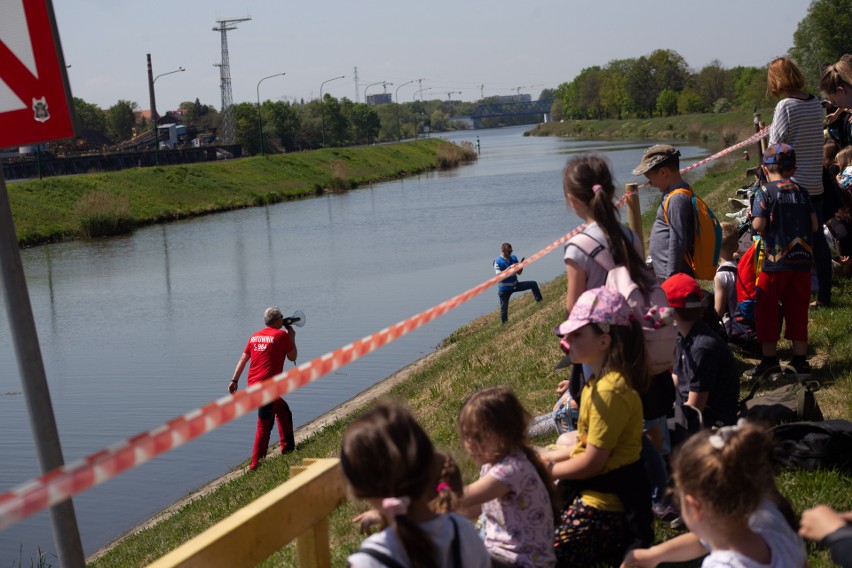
[256,72,286,156]
[362,81,391,144]
[150,64,185,166]
[320,75,345,147]
[394,80,414,142]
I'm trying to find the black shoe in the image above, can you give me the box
[791,360,812,379]
[745,358,780,379]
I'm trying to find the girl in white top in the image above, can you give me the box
[341,402,490,568]
[621,421,806,568]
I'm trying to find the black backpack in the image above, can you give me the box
[771,420,852,473]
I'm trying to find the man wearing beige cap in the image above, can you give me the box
[632,144,695,280]
[229,306,298,470]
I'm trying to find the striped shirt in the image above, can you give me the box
[769,95,825,196]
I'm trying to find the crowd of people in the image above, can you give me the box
[231,54,852,567]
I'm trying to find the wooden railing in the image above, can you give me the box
[146,458,346,568]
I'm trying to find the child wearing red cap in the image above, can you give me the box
[749,143,818,378]
[662,273,740,428]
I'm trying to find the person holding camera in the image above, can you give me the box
[229,306,298,471]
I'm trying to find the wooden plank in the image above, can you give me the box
[296,517,330,568]
[146,458,346,568]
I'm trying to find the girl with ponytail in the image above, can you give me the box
[342,402,489,568]
[622,421,806,568]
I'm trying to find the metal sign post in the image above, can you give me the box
[1,0,83,565]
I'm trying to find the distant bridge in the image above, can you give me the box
[470,99,553,127]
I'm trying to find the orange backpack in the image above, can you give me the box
[663,187,722,280]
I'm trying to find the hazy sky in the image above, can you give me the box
[48,0,812,112]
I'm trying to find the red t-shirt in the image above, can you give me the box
[243,327,294,385]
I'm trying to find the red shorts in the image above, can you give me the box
[755,270,810,344]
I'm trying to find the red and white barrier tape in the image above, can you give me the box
[0,128,766,529]
[0,216,604,529]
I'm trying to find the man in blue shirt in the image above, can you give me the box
[494,242,542,323]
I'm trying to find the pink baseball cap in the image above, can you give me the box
[554,287,632,337]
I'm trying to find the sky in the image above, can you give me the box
[44,0,813,113]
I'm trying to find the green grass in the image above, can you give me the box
[88,156,851,567]
[528,108,776,145]
[7,139,474,247]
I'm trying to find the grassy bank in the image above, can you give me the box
[7,139,474,247]
[89,156,850,567]
[528,108,776,146]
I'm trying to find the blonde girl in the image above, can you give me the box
[341,402,489,568]
[457,386,557,568]
[622,421,806,568]
[545,286,652,566]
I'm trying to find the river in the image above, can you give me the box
[0,125,711,561]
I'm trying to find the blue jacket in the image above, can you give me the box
[494,254,519,291]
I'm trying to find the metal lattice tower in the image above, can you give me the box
[213,17,251,145]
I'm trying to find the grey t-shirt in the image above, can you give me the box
[650,184,695,280]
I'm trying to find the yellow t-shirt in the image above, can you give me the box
[570,370,644,512]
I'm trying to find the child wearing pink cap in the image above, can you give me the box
[543,287,653,566]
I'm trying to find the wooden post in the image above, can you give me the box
[625,183,645,257]
[297,517,331,568]
[754,112,766,160]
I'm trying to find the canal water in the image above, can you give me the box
[0,126,711,560]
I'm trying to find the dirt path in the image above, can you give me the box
[87,345,451,561]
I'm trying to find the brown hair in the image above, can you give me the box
[593,320,650,394]
[720,222,739,256]
[458,386,558,517]
[824,139,841,169]
[341,401,437,568]
[838,146,852,173]
[671,421,774,521]
[767,57,805,97]
[562,155,656,296]
[820,54,852,97]
[429,452,463,514]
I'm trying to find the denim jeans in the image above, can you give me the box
[811,194,832,305]
[498,280,542,322]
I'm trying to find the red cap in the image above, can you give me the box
[662,273,704,309]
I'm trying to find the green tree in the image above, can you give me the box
[789,0,852,89]
[730,66,768,110]
[600,64,629,119]
[106,100,137,142]
[656,89,679,117]
[626,57,657,117]
[72,97,107,140]
[677,88,705,114]
[232,102,260,155]
[263,100,300,152]
[649,49,690,93]
[695,60,731,108]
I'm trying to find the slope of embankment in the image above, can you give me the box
[7,139,472,247]
[89,152,851,567]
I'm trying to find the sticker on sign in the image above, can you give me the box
[0,0,75,148]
